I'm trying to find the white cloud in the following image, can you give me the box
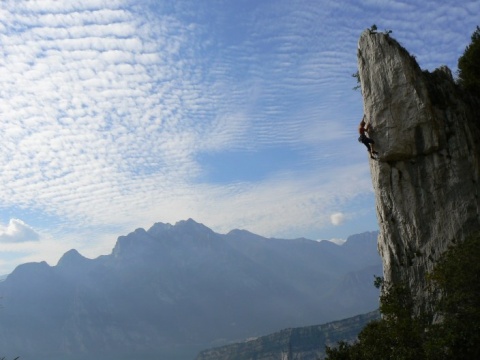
[328,238,346,245]
[330,212,345,226]
[0,219,40,243]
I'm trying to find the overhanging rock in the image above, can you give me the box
[358,29,480,308]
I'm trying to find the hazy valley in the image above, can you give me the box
[0,219,381,359]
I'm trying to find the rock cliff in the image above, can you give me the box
[357,30,480,307]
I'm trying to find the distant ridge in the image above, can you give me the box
[196,310,380,360]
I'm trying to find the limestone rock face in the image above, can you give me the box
[357,30,480,306]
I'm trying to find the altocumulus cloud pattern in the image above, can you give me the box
[0,1,220,229]
[2,0,476,274]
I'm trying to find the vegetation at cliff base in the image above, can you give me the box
[426,231,480,359]
[325,231,480,360]
[458,26,480,95]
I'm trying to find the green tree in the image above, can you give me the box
[426,232,480,359]
[326,280,428,360]
[326,232,480,360]
[458,26,480,95]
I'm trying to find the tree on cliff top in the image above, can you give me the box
[458,26,480,95]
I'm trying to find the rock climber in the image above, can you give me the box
[358,116,378,159]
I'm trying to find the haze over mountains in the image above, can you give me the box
[0,219,381,360]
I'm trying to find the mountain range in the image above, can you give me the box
[0,219,381,360]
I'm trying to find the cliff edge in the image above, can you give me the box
[357,30,480,307]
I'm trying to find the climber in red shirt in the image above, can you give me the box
[358,116,378,159]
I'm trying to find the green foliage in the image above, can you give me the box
[326,281,428,360]
[352,71,361,91]
[325,341,353,360]
[367,24,392,36]
[458,26,480,95]
[426,231,480,359]
[373,275,383,289]
[325,232,480,360]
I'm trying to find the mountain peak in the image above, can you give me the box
[175,218,206,228]
[57,249,84,265]
[226,229,268,243]
[56,249,91,274]
[147,222,173,237]
[7,261,52,283]
[173,218,215,236]
[343,231,378,246]
[112,227,155,258]
[113,219,217,259]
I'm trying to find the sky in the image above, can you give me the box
[0,0,478,274]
